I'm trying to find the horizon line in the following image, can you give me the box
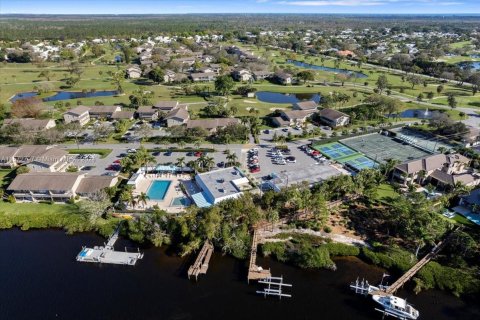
[1,12,480,15]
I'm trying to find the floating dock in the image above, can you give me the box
[257,276,292,299]
[187,241,214,280]
[76,225,144,266]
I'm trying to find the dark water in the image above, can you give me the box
[458,61,480,70]
[256,91,321,104]
[0,229,478,320]
[396,109,439,119]
[9,90,118,103]
[287,60,368,78]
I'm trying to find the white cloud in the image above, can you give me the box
[278,1,387,6]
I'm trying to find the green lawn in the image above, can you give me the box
[0,202,79,214]
[375,183,399,201]
[449,40,473,49]
[68,148,112,158]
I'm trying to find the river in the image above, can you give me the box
[0,229,478,320]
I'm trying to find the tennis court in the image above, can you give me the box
[338,154,378,171]
[312,142,358,160]
[341,133,432,164]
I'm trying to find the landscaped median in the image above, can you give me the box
[68,148,113,159]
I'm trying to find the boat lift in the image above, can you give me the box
[256,276,292,299]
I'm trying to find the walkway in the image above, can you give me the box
[247,229,271,282]
[187,241,214,281]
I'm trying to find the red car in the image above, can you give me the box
[250,167,261,173]
[194,151,203,157]
[113,159,121,164]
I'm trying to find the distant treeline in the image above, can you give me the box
[0,14,480,40]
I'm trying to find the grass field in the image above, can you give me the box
[68,148,113,158]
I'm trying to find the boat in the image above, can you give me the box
[372,294,420,320]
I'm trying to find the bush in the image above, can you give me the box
[7,195,16,203]
[361,246,416,273]
[324,242,360,256]
[323,226,332,233]
[261,242,288,262]
[293,243,335,270]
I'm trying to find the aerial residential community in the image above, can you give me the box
[0,1,479,319]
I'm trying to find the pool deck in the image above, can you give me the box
[133,173,192,213]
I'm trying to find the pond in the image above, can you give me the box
[287,60,368,78]
[256,91,321,104]
[9,90,118,103]
[394,109,439,119]
[457,61,480,70]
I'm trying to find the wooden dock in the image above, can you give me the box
[248,229,271,282]
[187,241,214,281]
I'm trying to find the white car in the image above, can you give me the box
[127,148,137,153]
[442,210,455,219]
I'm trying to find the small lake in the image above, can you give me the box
[9,90,118,103]
[458,61,480,70]
[395,109,439,119]
[256,91,321,104]
[470,54,480,59]
[287,60,368,78]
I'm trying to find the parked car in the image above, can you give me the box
[194,151,203,157]
[218,161,225,168]
[264,129,270,134]
[286,156,296,163]
[282,128,289,132]
[127,148,137,153]
[165,151,172,156]
[152,151,161,156]
[186,152,194,156]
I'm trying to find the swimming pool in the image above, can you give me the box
[147,180,171,201]
[171,196,191,207]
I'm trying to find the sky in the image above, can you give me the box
[1,0,479,15]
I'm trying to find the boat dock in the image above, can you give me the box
[248,229,271,282]
[76,225,144,266]
[187,241,214,280]
[257,276,292,299]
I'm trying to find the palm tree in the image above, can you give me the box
[176,156,186,167]
[137,192,150,209]
[202,156,215,171]
[187,160,200,173]
[178,140,186,149]
[226,152,238,167]
[194,141,201,149]
[417,170,427,185]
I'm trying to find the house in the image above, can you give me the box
[462,126,480,147]
[271,110,314,127]
[337,50,356,58]
[273,72,292,85]
[0,145,69,171]
[232,69,252,82]
[293,100,318,112]
[393,153,472,186]
[136,106,158,120]
[186,118,240,134]
[174,57,196,66]
[111,110,135,120]
[191,167,252,208]
[7,172,117,202]
[2,118,56,131]
[88,105,121,119]
[318,108,350,128]
[126,65,142,79]
[190,72,217,82]
[209,64,222,74]
[165,107,190,127]
[253,70,273,81]
[63,105,91,126]
[163,70,177,83]
[154,100,179,112]
[454,189,480,225]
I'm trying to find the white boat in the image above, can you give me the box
[372,294,420,320]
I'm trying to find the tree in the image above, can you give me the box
[77,191,112,223]
[436,85,444,96]
[111,70,125,94]
[137,192,150,209]
[65,76,80,88]
[334,73,350,86]
[467,72,480,95]
[66,165,78,172]
[120,45,134,64]
[297,70,315,84]
[11,97,43,118]
[129,88,153,108]
[214,75,235,97]
[38,70,51,81]
[176,157,186,167]
[407,74,421,89]
[136,123,152,143]
[148,67,165,84]
[447,94,457,109]
[376,74,389,94]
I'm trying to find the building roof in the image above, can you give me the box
[8,172,83,191]
[88,105,120,114]
[137,106,157,114]
[186,118,239,130]
[396,153,470,174]
[75,176,117,194]
[190,72,216,79]
[197,167,248,200]
[281,110,314,121]
[319,108,349,121]
[111,110,135,120]
[64,105,90,116]
[2,118,54,131]
[154,100,179,110]
[165,107,189,121]
[294,100,318,111]
[429,169,477,186]
[274,72,292,80]
[0,146,20,159]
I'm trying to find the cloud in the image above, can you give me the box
[256,0,271,3]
